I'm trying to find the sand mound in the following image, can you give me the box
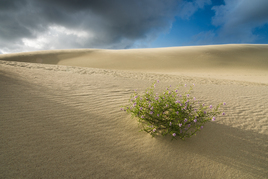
[0,44,268,178]
[1,44,268,84]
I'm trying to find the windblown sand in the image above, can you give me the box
[0,44,267,178]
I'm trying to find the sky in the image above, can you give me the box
[0,0,268,54]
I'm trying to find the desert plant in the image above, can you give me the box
[121,81,226,140]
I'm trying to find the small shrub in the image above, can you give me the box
[121,81,226,141]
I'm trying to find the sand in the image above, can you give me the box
[0,44,267,178]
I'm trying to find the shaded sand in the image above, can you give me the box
[1,45,268,178]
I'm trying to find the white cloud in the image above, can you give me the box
[179,0,212,19]
[190,0,268,45]
[48,26,92,38]
[1,25,96,54]
[211,0,268,43]
[22,37,49,50]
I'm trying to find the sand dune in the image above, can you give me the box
[0,44,268,178]
[1,44,268,84]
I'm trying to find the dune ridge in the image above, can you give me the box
[1,44,268,178]
[1,44,268,84]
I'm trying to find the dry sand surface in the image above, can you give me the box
[0,44,268,178]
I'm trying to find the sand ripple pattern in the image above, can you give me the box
[1,60,268,178]
[1,60,267,86]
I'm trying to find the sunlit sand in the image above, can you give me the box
[1,44,267,178]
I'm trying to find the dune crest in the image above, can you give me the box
[1,44,268,84]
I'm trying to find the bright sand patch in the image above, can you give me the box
[0,44,268,178]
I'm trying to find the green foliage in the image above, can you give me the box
[121,81,225,140]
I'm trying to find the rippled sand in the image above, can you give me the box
[1,44,267,178]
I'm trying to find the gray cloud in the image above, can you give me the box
[211,0,268,43]
[0,0,182,53]
[186,0,268,45]
[2,0,265,53]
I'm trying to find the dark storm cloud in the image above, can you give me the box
[0,0,181,53]
[2,0,266,53]
[0,0,33,41]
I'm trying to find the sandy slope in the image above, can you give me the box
[0,45,268,178]
[1,44,268,84]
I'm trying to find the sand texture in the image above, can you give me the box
[0,44,268,178]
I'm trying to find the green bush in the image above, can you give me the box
[121,81,226,140]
